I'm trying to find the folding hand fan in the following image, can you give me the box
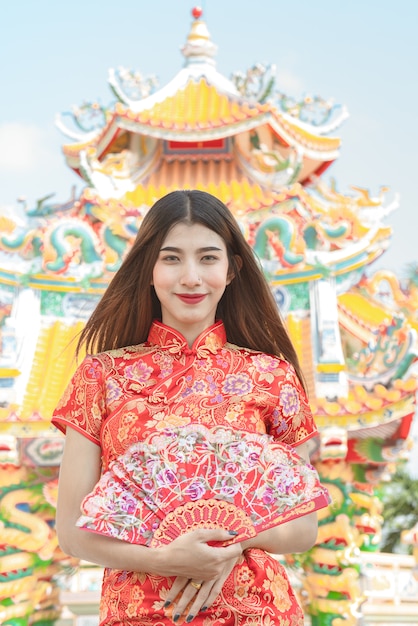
[77,424,330,547]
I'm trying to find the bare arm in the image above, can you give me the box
[56,427,242,580]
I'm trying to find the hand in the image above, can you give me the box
[155,528,242,580]
[164,554,241,623]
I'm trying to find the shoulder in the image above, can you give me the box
[224,342,273,358]
[224,343,299,385]
[87,343,158,370]
[224,342,290,369]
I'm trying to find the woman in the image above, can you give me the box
[53,189,321,625]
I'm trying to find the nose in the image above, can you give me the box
[180,262,202,287]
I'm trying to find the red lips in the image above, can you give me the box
[176,294,206,304]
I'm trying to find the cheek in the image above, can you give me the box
[211,272,231,290]
[152,265,173,291]
[152,265,163,287]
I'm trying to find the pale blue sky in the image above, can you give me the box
[1,0,417,276]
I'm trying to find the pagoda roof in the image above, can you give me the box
[60,12,343,182]
[124,159,288,211]
[62,79,341,164]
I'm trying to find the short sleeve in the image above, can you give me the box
[266,362,318,447]
[51,355,106,445]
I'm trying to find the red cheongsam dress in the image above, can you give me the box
[52,320,319,626]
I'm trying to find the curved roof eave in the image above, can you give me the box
[113,81,342,153]
[62,109,341,170]
[118,115,340,156]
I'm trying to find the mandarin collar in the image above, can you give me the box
[147,320,227,355]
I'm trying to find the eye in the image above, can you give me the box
[161,254,179,262]
[201,254,218,262]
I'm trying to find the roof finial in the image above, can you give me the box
[192,6,203,19]
[181,6,217,66]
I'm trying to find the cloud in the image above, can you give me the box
[0,122,78,207]
[0,122,53,172]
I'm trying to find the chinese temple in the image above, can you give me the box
[0,7,417,625]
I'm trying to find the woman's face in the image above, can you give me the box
[152,222,232,344]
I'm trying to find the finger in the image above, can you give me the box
[184,582,215,621]
[199,577,224,610]
[171,581,205,622]
[199,556,239,611]
[164,576,189,607]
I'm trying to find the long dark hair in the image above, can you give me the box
[77,190,306,388]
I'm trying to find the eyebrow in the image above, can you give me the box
[159,246,223,252]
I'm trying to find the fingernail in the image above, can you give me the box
[200,606,208,612]
[228,530,238,535]
[173,615,180,623]
[164,600,171,608]
[186,615,194,623]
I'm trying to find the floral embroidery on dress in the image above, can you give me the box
[222,373,253,396]
[124,360,154,382]
[279,383,300,417]
[250,353,282,382]
[263,566,293,612]
[52,321,318,625]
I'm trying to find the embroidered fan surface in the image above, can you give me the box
[77,424,330,546]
